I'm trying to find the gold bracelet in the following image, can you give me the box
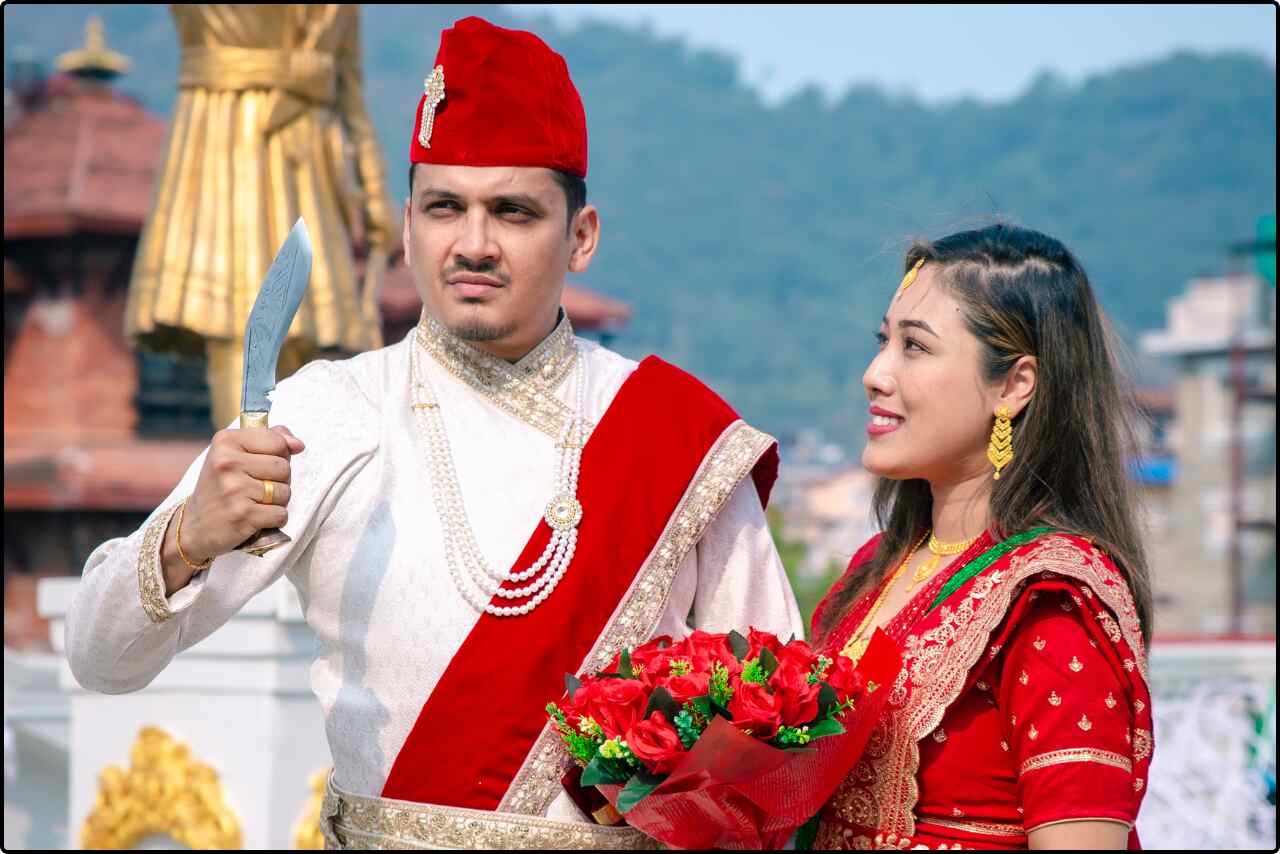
[176,499,213,572]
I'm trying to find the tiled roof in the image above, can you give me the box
[3,74,166,239]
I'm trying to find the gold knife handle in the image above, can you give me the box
[235,410,292,557]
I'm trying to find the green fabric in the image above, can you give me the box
[928,528,1057,614]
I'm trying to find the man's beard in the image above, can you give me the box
[449,315,518,343]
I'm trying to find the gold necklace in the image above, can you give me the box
[840,532,929,664]
[907,531,979,593]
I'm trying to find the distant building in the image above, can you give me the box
[1141,270,1277,636]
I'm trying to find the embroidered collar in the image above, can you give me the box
[414,309,580,438]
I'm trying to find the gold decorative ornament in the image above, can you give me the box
[292,768,330,850]
[419,65,447,148]
[80,726,242,850]
[57,16,132,77]
[987,406,1014,480]
[898,258,926,293]
[261,479,275,505]
[907,532,979,593]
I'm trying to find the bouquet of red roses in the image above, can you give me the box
[545,627,900,849]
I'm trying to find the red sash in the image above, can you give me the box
[381,356,779,808]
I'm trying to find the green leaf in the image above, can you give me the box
[758,647,779,680]
[617,771,664,814]
[817,682,838,717]
[689,695,713,720]
[619,649,635,680]
[644,686,682,722]
[806,719,846,739]
[564,674,582,702]
[581,755,630,787]
[728,630,749,661]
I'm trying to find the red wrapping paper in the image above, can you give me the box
[597,630,901,849]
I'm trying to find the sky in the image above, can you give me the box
[510,4,1277,104]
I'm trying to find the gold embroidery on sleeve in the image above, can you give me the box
[1033,636,1047,651]
[1078,715,1093,732]
[1028,724,1039,741]
[917,817,1024,838]
[1019,748,1132,776]
[138,504,182,625]
[1018,670,1029,685]
[1048,691,1062,707]
[1105,693,1117,709]
[1068,656,1084,673]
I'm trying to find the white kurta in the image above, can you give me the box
[67,315,803,820]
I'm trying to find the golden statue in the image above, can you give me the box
[126,5,396,428]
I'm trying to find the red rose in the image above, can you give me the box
[684,630,740,672]
[604,635,673,676]
[625,711,687,775]
[728,680,783,739]
[774,638,818,674]
[628,635,674,675]
[746,628,785,661]
[660,672,711,705]
[579,678,650,739]
[565,675,605,728]
[636,645,696,688]
[824,652,867,703]
[769,657,821,727]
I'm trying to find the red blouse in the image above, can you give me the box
[813,533,1153,850]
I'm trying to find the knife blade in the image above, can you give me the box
[235,218,312,556]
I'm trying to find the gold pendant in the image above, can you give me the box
[908,552,941,592]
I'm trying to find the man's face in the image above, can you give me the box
[404,163,597,361]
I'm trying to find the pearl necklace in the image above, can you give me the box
[410,339,589,617]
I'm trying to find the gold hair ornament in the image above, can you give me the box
[898,258,926,292]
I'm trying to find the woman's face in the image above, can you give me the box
[861,264,1003,485]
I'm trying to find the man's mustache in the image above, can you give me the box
[443,259,511,285]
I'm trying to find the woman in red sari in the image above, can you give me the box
[809,225,1154,850]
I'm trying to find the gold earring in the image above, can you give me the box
[987,406,1014,480]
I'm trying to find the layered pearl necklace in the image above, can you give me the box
[410,338,589,617]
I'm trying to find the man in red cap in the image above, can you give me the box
[67,16,801,848]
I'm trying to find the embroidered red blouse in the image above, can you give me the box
[812,533,1153,850]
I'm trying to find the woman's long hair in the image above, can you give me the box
[816,224,1154,644]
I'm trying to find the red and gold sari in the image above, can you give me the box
[812,532,1153,849]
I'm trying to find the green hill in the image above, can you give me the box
[5,6,1275,444]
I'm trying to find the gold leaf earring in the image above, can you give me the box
[987,406,1014,480]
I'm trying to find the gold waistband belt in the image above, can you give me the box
[320,773,661,850]
[179,46,336,105]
